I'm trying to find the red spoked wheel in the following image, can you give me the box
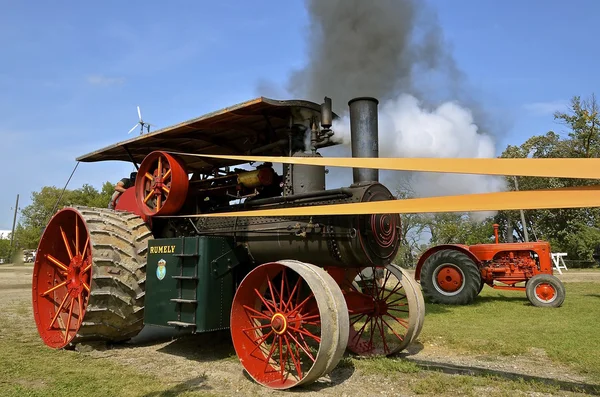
[32,206,152,349]
[32,208,92,348]
[230,260,348,390]
[333,264,424,356]
[135,151,189,216]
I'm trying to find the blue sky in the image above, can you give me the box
[1,0,598,230]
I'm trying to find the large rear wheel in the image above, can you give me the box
[32,206,152,348]
[230,260,348,389]
[420,249,481,305]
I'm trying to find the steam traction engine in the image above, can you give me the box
[32,97,425,389]
[414,225,566,308]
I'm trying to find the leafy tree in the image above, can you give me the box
[393,185,430,268]
[426,213,496,246]
[13,182,115,250]
[497,93,600,261]
[0,238,10,262]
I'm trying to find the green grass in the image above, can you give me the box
[0,303,218,397]
[419,282,600,381]
[347,357,568,396]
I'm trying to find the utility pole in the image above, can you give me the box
[513,177,529,242]
[8,194,19,262]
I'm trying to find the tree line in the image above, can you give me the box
[3,94,600,267]
[395,94,600,268]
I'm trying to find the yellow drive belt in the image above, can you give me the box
[156,152,600,217]
[159,186,600,218]
[173,153,600,180]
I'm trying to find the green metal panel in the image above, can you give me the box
[144,236,240,333]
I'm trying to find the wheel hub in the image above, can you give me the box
[270,312,288,335]
[373,299,388,316]
[535,283,556,301]
[436,265,463,292]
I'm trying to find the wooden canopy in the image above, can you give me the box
[76,97,339,173]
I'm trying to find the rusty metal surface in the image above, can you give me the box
[76,97,338,173]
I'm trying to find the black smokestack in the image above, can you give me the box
[348,97,379,183]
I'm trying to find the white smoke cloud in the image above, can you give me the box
[324,93,507,219]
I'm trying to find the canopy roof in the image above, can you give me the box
[76,97,339,173]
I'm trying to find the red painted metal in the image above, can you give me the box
[135,151,189,216]
[32,208,92,348]
[415,226,556,299]
[114,187,152,225]
[436,265,464,293]
[230,262,322,389]
[491,285,526,291]
[534,283,556,301]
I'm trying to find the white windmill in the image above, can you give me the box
[128,106,153,135]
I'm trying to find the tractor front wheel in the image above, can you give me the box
[420,249,481,305]
[526,274,566,308]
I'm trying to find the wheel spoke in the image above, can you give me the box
[60,226,73,260]
[385,313,409,328]
[284,277,302,312]
[64,298,75,344]
[261,335,279,373]
[382,280,404,302]
[253,288,276,314]
[287,330,316,363]
[48,293,70,330]
[161,185,170,194]
[248,330,275,358]
[283,334,303,380]
[46,254,69,272]
[380,316,405,343]
[267,279,280,311]
[156,192,162,212]
[81,235,90,259]
[143,189,154,204]
[82,282,90,293]
[162,169,171,180]
[158,156,162,177]
[41,280,67,297]
[375,316,390,354]
[287,325,321,343]
[242,304,271,320]
[145,172,154,181]
[77,292,84,328]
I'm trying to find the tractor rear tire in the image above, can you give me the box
[525,274,566,308]
[32,206,153,349]
[420,249,481,305]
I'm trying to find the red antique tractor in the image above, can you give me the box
[414,224,566,308]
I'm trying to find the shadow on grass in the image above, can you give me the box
[142,374,212,397]
[238,357,355,393]
[585,294,600,299]
[423,295,531,315]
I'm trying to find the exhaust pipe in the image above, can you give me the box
[348,97,379,184]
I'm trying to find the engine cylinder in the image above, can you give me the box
[194,182,401,268]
